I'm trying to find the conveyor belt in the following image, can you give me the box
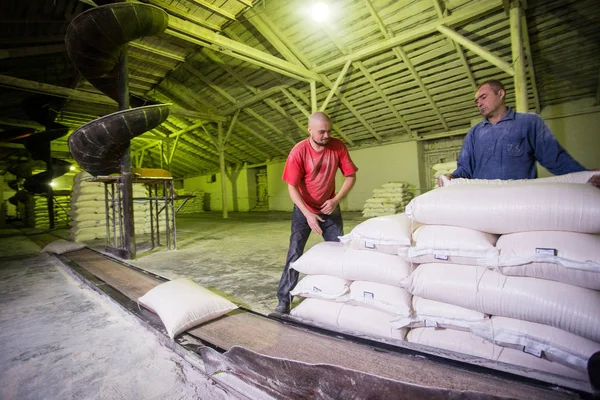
[46,242,590,399]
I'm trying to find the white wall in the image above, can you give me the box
[184,168,253,212]
[537,98,600,176]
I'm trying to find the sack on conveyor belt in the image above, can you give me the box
[41,239,85,254]
[291,298,407,340]
[479,230,600,290]
[407,328,587,380]
[441,170,600,187]
[470,316,600,372]
[405,182,600,234]
[290,275,351,300]
[401,263,600,342]
[339,213,415,255]
[345,281,412,317]
[391,297,488,331]
[398,225,499,265]
[291,242,414,287]
[138,278,238,339]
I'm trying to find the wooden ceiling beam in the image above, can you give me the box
[315,0,503,73]
[200,49,306,138]
[146,0,221,31]
[166,16,321,82]
[129,42,186,62]
[0,74,225,121]
[437,25,514,76]
[0,118,44,130]
[189,0,236,20]
[183,65,297,146]
[0,44,66,60]
[283,88,355,146]
[393,47,449,130]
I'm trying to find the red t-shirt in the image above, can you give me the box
[282,138,358,214]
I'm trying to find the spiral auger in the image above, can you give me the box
[65,3,170,176]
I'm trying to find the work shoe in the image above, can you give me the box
[274,300,290,314]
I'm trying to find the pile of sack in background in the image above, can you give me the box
[68,172,153,242]
[431,161,456,188]
[174,189,205,214]
[288,170,600,383]
[32,194,70,229]
[362,181,416,218]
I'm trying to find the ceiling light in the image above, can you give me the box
[69,165,75,171]
[312,2,329,22]
[50,181,56,187]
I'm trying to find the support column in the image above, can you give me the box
[118,45,136,259]
[218,122,228,219]
[510,0,528,112]
[310,81,317,113]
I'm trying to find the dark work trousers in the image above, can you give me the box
[276,205,344,304]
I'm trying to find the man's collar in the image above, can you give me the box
[482,107,515,125]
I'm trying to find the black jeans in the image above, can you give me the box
[276,205,344,303]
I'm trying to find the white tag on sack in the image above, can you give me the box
[364,240,376,249]
[434,254,449,261]
[363,291,374,299]
[535,248,557,256]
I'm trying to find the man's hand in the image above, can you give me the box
[437,173,453,188]
[589,172,600,188]
[320,198,339,215]
[305,212,325,235]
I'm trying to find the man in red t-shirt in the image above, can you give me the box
[275,112,358,313]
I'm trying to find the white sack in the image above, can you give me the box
[405,183,600,234]
[443,171,600,187]
[346,281,412,316]
[399,225,498,265]
[292,242,414,286]
[337,304,406,340]
[470,316,600,372]
[481,231,600,290]
[290,275,351,300]
[290,298,343,326]
[407,328,586,380]
[138,278,237,339]
[402,263,600,342]
[339,213,416,255]
[392,297,488,330]
[291,299,406,340]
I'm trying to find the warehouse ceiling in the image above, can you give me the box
[1,0,599,179]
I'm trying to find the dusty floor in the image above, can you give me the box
[0,211,365,399]
[0,230,233,400]
[58,211,366,314]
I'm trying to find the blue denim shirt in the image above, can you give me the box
[452,108,586,179]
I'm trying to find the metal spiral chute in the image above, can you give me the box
[65,3,170,175]
[65,3,170,258]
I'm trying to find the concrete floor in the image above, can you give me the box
[0,238,230,399]
[126,211,365,314]
[0,211,365,399]
[59,211,366,315]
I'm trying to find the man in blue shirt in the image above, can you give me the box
[443,80,599,186]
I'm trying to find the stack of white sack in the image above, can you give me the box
[69,172,152,242]
[174,189,205,214]
[32,194,70,229]
[362,181,416,218]
[431,161,456,188]
[289,214,418,341]
[398,170,600,380]
[69,172,107,242]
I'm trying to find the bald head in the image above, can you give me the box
[308,112,331,127]
[307,112,332,149]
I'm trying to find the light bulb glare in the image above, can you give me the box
[312,3,328,22]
